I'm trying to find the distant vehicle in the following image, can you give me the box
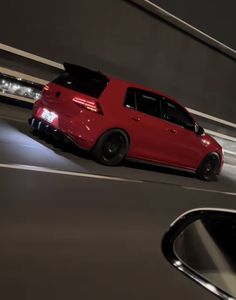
[29,63,223,181]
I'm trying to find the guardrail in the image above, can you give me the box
[0,66,48,86]
[0,43,63,70]
[0,91,36,104]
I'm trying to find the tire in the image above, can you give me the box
[92,129,129,166]
[197,153,220,181]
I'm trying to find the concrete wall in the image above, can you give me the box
[0,0,235,125]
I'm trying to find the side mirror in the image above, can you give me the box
[195,124,205,135]
[162,208,236,300]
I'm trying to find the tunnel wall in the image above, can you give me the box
[0,0,235,126]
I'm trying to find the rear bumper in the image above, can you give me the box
[31,101,101,150]
[29,117,96,152]
[28,117,73,144]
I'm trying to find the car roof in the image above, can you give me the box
[63,63,188,111]
[108,76,184,108]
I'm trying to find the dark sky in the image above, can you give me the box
[152,0,236,50]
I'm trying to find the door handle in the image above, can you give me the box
[167,128,177,134]
[131,117,141,122]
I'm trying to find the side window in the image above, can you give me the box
[136,90,162,118]
[165,101,195,129]
[123,88,162,119]
[124,88,136,109]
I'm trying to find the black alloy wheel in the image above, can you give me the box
[197,153,220,181]
[92,130,129,166]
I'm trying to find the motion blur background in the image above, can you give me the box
[0,1,236,300]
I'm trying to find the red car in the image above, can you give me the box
[29,63,223,181]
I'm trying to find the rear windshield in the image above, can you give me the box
[53,69,109,98]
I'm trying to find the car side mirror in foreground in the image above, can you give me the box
[162,208,236,300]
[195,124,205,135]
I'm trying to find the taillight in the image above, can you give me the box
[72,97,103,114]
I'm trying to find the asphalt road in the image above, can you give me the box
[0,101,236,300]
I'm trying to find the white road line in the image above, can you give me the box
[183,186,236,196]
[0,163,236,196]
[0,163,143,183]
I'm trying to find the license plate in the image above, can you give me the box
[41,108,57,123]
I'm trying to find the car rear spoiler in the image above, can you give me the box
[63,63,109,83]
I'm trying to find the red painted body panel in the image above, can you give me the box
[32,77,224,173]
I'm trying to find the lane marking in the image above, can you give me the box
[183,186,236,196]
[0,163,236,197]
[0,163,143,183]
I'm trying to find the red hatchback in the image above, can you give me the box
[30,63,223,181]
